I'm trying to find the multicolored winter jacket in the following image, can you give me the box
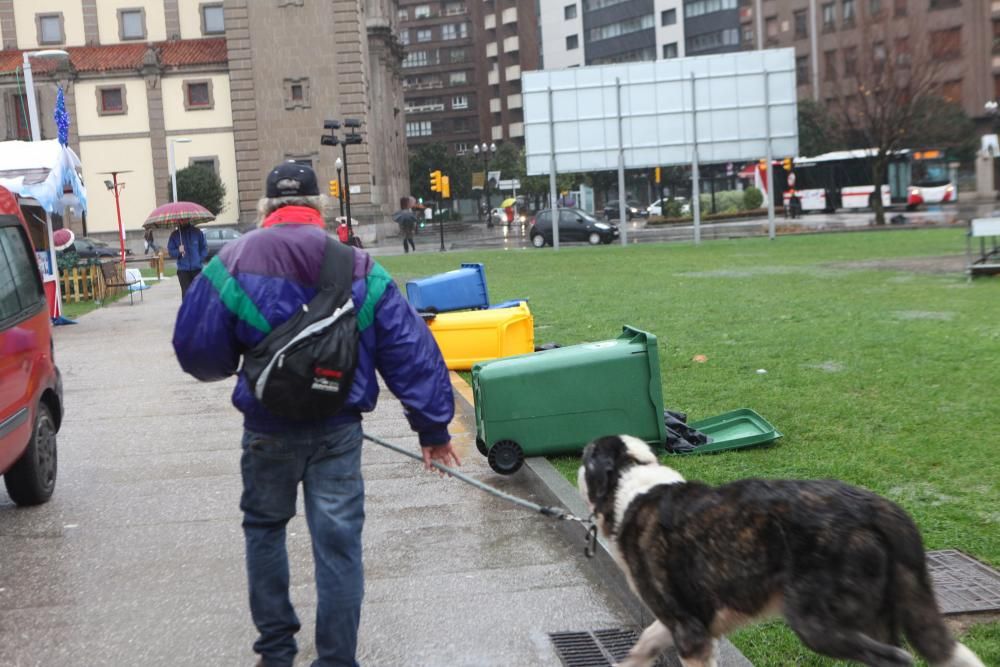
[172,206,454,445]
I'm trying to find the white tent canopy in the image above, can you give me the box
[0,139,88,214]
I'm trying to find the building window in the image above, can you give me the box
[842,0,856,24]
[184,81,213,110]
[442,23,468,40]
[869,0,883,14]
[894,0,907,14]
[765,16,778,40]
[796,55,810,85]
[96,86,127,115]
[930,27,961,59]
[455,142,470,154]
[941,79,961,102]
[189,156,218,175]
[282,78,309,109]
[843,46,857,75]
[399,30,410,45]
[684,0,738,18]
[824,50,837,80]
[589,14,654,43]
[565,4,578,19]
[566,34,579,50]
[661,8,676,25]
[895,37,910,66]
[662,42,678,59]
[452,95,469,110]
[929,0,960,8]
[445,2,466,15]
[794,10,808,38]
[416,29,432,42]
[201,3,225,35]
[403,50,433,68]
[449,47,467,63]
[119,8,146,40]
[414,4,431,19]
[6,93,30,140]
[822,3,835,30]
[36,13,65,45]
[398,8,408,21]
[406,121,432,137]
[686,28,740,54]
[449,71,467,85]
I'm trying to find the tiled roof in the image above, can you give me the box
[0,38,227,77]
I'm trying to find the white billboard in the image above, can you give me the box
[522,49,799,175]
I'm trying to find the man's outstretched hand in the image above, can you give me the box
[422,442,461,475]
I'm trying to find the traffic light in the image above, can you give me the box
[429,170,443,193]
[654,167,661,184]
[441,175,451,199]
[782,158,793,172]
[328,179,339,198]
[759,158,767,169]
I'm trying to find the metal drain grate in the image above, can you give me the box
[550,629,673,667]
[927,549,1000,614]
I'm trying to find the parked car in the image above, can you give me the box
[603,200,643,221]
[646,197,691,217]
[529,208,619,248]
[71,237,119,259]
[203,227,242,259]
[0,186,63,506]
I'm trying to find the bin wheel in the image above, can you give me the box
[488,440,524,475]
[476,438,489,457]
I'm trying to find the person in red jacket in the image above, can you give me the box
[173,162,459,667]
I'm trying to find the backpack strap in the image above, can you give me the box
[318,236,356,303]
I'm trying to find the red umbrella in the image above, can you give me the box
[143,201,215,229]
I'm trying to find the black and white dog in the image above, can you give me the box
[578,435,985,667]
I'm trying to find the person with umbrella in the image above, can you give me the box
[145,201,214,297]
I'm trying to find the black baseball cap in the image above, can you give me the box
[266,161,319,198]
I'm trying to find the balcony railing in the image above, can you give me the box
[509,122,524,138]
[485,14,496,29]
[502,7,517,24]
[503,35,519,53]
[405,103,446,114]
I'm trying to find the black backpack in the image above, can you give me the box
[242,237,358,421]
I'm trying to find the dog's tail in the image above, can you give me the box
[879,502,984,667]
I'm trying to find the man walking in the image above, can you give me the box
[172,162,459,667]
[391,196,418,253]
[167,221,207,297]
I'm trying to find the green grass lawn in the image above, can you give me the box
[380,228,1000,665]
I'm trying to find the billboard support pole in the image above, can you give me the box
[764,71,776,240]
[548,87,559,251]
[616,77,628,246]
[690,72,701,246]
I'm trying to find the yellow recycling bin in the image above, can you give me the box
[427,301,534,370]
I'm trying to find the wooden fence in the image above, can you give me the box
[60,256,166,303]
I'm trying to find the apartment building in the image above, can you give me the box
[740,0,993,131]
[1,0,408,234]
[398,0,484,154]
[481,0,539,144]
[540,0,686,70]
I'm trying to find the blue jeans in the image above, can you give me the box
[240,421,365,667]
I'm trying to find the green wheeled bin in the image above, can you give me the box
[471,326,667,474]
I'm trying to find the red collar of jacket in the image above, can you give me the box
[262,206,325,228]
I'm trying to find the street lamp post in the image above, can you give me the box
[168,137,192,202]
[321,119,364,242]
[473,142,497,227]
[335,157,345,219]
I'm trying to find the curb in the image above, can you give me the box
[448,373,753,667]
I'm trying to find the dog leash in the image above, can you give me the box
[363,433,599,558]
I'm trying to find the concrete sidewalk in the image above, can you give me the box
[0,277,638,666]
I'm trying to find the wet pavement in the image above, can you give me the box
[0,277,639,666]
[365,201,989,257]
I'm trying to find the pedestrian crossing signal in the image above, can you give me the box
[328,180,340,198]
[430,170,443,193]
[782,158,793,171]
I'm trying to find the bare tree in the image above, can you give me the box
[825,13,945,224]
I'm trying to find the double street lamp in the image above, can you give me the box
[472,142,497,227]
[321,119,363,240]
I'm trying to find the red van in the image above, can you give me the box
[0,186,63,505]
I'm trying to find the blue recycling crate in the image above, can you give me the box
[406,263,489,313]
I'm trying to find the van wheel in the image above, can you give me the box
[488,440,524,475]
[4,404,57,506]
[531,234,546,248]
[588,232,602,245]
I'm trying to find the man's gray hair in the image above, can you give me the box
[256,194,329,225]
